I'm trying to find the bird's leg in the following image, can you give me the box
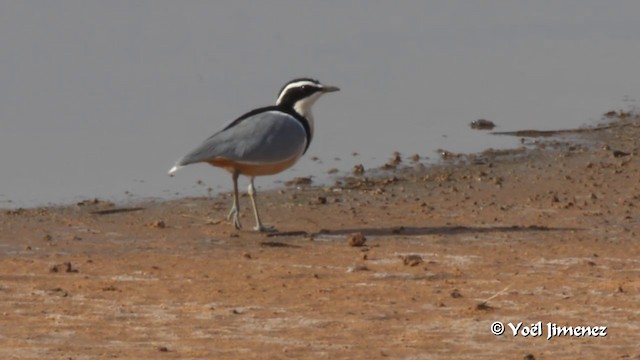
[227,171,242,229]
[248,177,276,232]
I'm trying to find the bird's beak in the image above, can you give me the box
[322,85,340,93]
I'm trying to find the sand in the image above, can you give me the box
[1,113,639,359]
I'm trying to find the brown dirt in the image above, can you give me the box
[1,115,640,359]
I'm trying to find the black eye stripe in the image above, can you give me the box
[278,85,320,108]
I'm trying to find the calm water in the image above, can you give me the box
[1,1,639,208]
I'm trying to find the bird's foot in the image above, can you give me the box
[254,224,277,233]
[227,206,242,229]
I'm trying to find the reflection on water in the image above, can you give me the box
[1,1,639,208]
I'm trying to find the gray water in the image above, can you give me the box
[1,1,639,208]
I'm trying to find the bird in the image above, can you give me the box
[169,78,339,232]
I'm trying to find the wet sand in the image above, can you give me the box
[1,114,640,359]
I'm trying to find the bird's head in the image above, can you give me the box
[275,78,339,119]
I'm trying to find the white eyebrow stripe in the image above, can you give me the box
[276,80,320,104]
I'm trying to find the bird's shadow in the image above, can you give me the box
[269,224,579,238]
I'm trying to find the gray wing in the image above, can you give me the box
[176,110,307,166]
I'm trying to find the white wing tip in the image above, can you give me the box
[168,165,181,175]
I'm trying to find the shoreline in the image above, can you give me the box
[2,113,622,213]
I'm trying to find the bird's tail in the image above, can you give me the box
[168,164,182,175]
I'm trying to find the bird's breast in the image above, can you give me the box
[207,153,302,177]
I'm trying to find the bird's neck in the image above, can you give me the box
[294,102,315,137]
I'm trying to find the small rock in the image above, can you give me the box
[353,164,365,175]
[382,176,399,185]
[391,226,405,234]
[149,220,166,229]
[348,232,367,247]
[389,152,402,165]
[470,119,496,130]
[400,254,423,267]
[450,289,463,298]
[46,287,69,297]
[346,265,369,273]
[476,302,494,311]
[613,150,630,158]
[50,262,78,273]
[76,198,100,206]
[327,168,339,174]
[438,149,459,160]
[284,177,313,186]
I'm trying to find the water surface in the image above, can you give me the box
[1,1,639,207]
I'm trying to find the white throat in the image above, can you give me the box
[292,92,322,137]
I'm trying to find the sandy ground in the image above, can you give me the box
[1,113,640,359]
